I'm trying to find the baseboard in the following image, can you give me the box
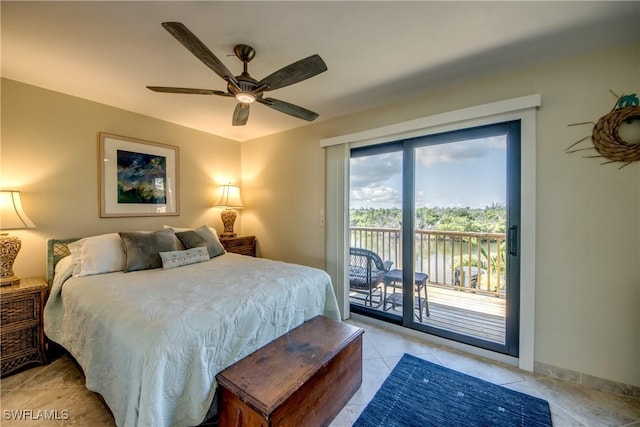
[534,361,640,400]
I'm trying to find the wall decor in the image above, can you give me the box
[567,91,640,169]
[99,133,179,217]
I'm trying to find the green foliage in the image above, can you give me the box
[349,207,402,228]
[455,246,505,272]
[350,205,506,233]
[453,246,507,292]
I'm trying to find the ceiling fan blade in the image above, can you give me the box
[232,103,250,126]
[259,98,319,121]
[258,54,327,91]
[147,86,220,95]
[161,22,237,84]
[212,90,234,97]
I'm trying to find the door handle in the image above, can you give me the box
[508,226,518,256]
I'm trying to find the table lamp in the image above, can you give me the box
[213,185,244,238]
[0,191,36,286]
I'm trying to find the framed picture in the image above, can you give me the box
[99,133,179,217]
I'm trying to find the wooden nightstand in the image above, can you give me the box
[221,235,256,257]
[1,277,48,377]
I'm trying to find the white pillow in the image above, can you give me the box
[68,233,126,277]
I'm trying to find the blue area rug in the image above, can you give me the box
[354,354,552,427]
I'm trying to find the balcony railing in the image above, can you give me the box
[350,227,506,297]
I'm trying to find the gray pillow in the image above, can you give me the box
[176,226,225,259]
[119,229,178,272]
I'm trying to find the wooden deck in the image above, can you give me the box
[350,284,506,344]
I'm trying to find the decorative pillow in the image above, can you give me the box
[119,229,177,272]
[68,233,126,277]
[159,247,210,270]
[162,225,188,250]
[163,225,224,251]
[163,225,223,239]
[175,225,226,259]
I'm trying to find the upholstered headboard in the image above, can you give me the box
[46,238,79,288]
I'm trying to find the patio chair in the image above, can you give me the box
[454,266,482,288]
[349,247,393,307]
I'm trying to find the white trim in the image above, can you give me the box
[517,107,537,372]
[320,94,541,148]
[324,144,350,319]
[323,94,540,371]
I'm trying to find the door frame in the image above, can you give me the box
[323,94,540,371]
[401,120,521,356]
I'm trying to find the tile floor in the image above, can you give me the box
[1,318,639,426]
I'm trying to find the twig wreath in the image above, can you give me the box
[567,91,640,169]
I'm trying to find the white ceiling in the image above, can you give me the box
[2,1,639,142]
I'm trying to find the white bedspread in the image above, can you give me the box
[44,253,340,427]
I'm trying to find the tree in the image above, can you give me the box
[350,205,506,233]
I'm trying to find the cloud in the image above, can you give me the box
[416,136,505,167]
[350,152,401,188]
[350,182,401,206]
[348,135,506,208]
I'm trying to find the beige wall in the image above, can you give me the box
[241,44,640,387]
[240,125,326,269]
[1,79,241,278]
[2,43,638,388]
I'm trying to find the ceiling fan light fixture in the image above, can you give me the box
[235,92,256,104]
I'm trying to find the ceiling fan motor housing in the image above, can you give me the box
[231,75,256,92]
[228,74,263,102]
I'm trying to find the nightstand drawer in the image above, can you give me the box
[1,294,40,324]
[1,325,40,356]
[225,244,254,256]
[221,236,256,257]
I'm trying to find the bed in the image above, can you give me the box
[43,229,340,427]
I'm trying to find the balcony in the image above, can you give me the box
[349,227,507,344]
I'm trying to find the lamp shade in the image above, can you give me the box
[1,191,36,230]
[213,185,244,209]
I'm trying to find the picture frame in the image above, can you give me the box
[99,133,179,217]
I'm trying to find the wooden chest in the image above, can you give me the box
[216,316,363,427]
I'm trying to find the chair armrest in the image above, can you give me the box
[383,261,393,271]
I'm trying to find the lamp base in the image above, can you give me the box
[1,234,22,287]
[220,232,237,239]
[220,209,237,239]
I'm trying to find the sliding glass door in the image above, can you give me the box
[349,121,521,356]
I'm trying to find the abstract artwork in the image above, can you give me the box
[99,133,179,217]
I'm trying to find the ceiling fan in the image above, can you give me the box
[147,22,328,126]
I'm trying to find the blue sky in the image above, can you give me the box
[350,136,506,209]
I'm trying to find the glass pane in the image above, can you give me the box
[349,150,402,315]
[414,136,507,344]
